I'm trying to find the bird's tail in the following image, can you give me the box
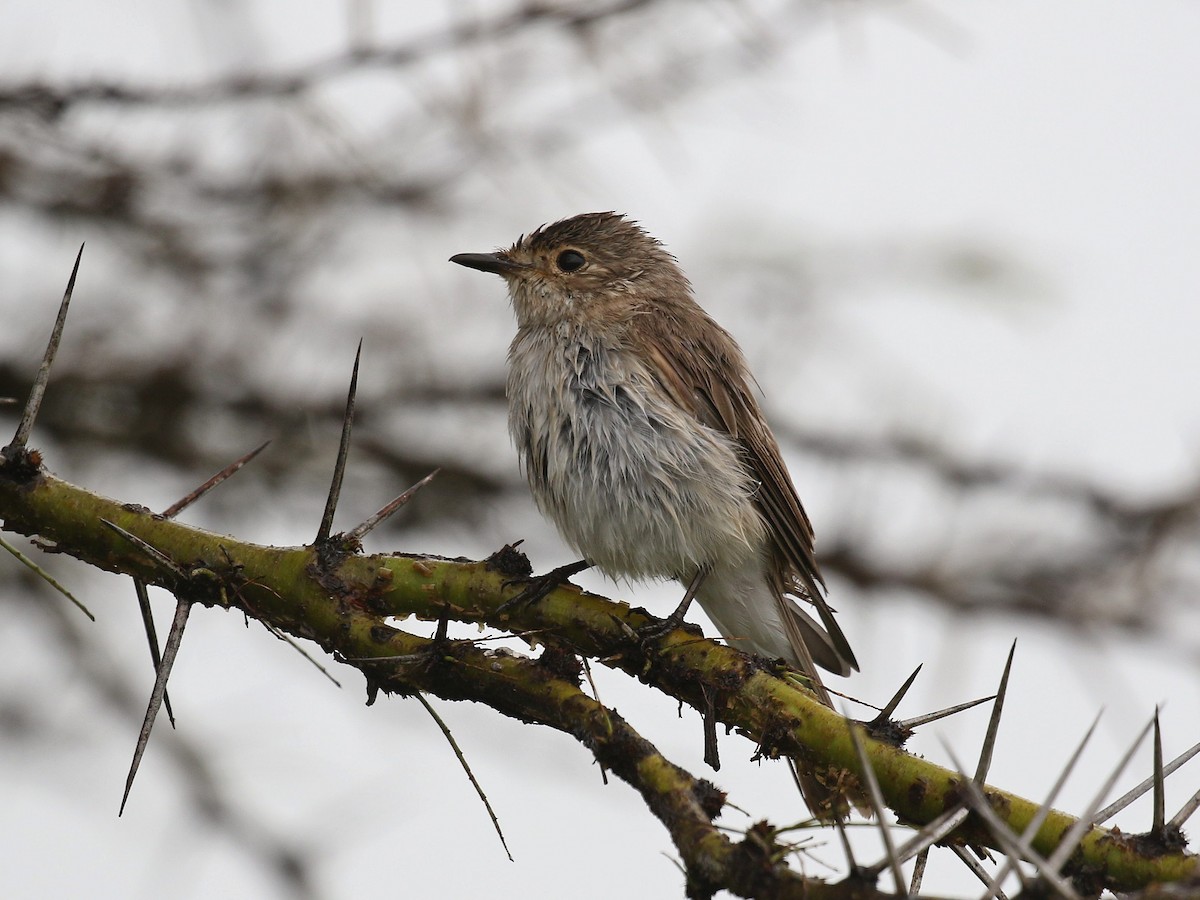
[696,564,868,821]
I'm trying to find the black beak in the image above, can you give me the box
[449,252,526,276]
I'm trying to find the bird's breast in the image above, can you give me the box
[506,326,766,580]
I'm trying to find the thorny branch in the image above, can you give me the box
[0,461,1195,897]
[3,3,1200,896]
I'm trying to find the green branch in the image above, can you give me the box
[2,459,1195,895]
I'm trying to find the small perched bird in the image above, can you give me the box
[450,211,857,681]
[451,213,860,813]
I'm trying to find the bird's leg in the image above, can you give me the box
[498,558,592,615]
[667,567,708,623]
[638,567,709,642]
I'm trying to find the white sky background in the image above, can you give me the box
[2,2,1200,898]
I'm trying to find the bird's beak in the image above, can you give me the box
[449,252,527,277]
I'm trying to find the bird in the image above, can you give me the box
[450,212,859,814]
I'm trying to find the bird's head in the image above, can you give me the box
[451,212,690,329]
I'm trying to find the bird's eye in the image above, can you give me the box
[556,250,586,272]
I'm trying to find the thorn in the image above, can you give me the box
[161,440,271,518]
[6,244,83,452]
[975,639,1016,786]
[579,656,608,785]
[434,602,450,644]
[950,844,1005,898]
[944,743,1082,900]
[909,847,928,895]
[701,684,720,772]
[344,651,429,665]
[131,439,272,728]
[1,535,94,620]
[896,694,995,733]
[344,468,440,542]
[134,580,175,728]
[316,340,362,544]
[120,598,192,815]
[866,806,968,878]
[1091,734,1200,825]
[872,664,922,723]
[101,519,187,578]
[988,710,1103,891]
[261,621,342,688]
[1152,707,1166,837]
[944,744,1030,895]
[1042,716,1154,872]
[831,813,857,874]
[976,790,1078,899]
[1169,788,1200,830]
[414,693,513,861]
[1032,709,1103,827]
[847,719,906,897]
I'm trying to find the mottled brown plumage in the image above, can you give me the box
[451,212,861,815]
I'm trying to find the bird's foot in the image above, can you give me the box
[632,568,708,647]
[497,559,591,615]
[634,612,687,645]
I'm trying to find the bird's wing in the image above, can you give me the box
[639,311,858,676]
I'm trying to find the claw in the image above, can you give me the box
[634,567,707,645]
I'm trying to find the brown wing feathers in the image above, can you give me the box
[640,311,858,677]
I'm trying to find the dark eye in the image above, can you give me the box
[556,249,586,272]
